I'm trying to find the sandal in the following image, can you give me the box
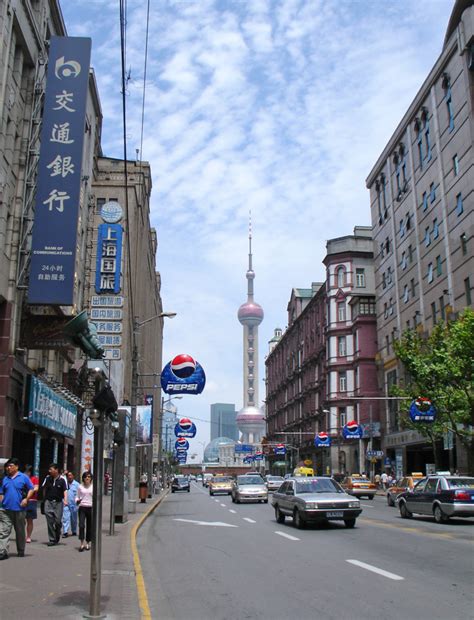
[85,543,90,551]
[26,537,31,543]
[79,544,85,552]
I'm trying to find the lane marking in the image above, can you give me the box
[173,518,238,528]
[214,499,219,503]
[274,531,300,541]
[243,517,256,523]
[229,509,237,514]
[220,503,226,507]
[358,517,470,542]
[346,559,404,581]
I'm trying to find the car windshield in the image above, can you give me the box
[212,477,232,482]
[175,478,187,482]
[352,478,370,483]
[295,479,342,494]
[447,477,474,489]
[238,477,264,485]
[267,476,284,481]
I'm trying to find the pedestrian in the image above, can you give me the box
[76,471,93,552]
[0,458,34,559]
[381,471,388,490]
[374,473,381,489]
[24,465,39,543]
[62,471,79,538]
[42,463,67,546]
[104,471,110,496]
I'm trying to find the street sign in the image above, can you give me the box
[366,450,384,458]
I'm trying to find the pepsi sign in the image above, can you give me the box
[243,455,254,464]
[161,354,206,395]
[175,438,189,451]
[342,421,363,439]
[315,432,332,447]
[254,452,264,461]
[174,417,197,438]
[409,397,437,423]
[274,444,286,455]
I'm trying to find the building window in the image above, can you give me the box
[427,263,434,283]
[385,237,390,254]
[408,244,413,263]
[339,407,347,428]
[386,335,390,354]
[381,173,388,219]
[430,183,436,203]
[389,298,394,315]
[445,86,454,132]
[338,336,346,357]
[384,303,388,319]
[422,191,428,211]
[431,301,437,325]
[465,277,472,306]
[337,302,346,322]
[401,252,407,270]
[460,233,467,255]
[424,227,431,247]
[375,180,383,224]
[394,154,402,197]
[337,266,346,288]
[356,268,366,288]
[399,220,405,238]
[453,154,459,176]
[417,128,424,170]
[433,218,439,240]
[403,285,409,303]
[424,114,432,161]
[380,242,385,258]
[436,255,442,276]
[339,372,347,392]
[382,272,387,290]
[456,193,463,216]
[410,278,416,298]
[439,296,445,320]
[387,266,393,284]
[406,213,412,232]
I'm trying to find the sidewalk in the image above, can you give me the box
[0,493,163,619]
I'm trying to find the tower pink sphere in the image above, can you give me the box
[238,302,264,326]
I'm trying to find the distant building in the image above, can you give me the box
[210,403,238,441]
[365,0,474,475]
[203,437,236,463]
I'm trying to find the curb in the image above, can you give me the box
[130,491,169,619]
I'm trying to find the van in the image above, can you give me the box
[293,466,314,477]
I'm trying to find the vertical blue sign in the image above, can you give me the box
[28,36,92,305]
[95,224,123,293]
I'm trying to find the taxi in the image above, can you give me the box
[341,474,377,499]
[208,475,233,496]
[386,473,425,506]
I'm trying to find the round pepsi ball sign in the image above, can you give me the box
[171,354,196,379]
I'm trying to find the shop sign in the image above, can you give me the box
[96,322,123,333]
[103,349,121,360]
[26,375,77,438]
[28,37,92,305]
[91,296,124,307]
[95,224,123,294]
[90,308,123,320]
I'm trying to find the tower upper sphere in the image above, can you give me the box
[238,301,264,326]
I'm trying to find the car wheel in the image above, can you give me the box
[209,491,213,496]
[187,489,190,493]
[368,495,374,500]
[264,499,268,504]
[171,490,175,493]
[293,508,305,529]
[433,504,449,523]
[387,494,395,507]
[399,501,412,519]
[275,506,285,524]
[344,518,356,528]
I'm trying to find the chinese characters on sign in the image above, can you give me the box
[28,37,92,305]
[95,224,123,294]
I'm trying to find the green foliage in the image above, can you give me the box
[392,309,474,452]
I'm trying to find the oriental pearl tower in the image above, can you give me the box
[236,217,265,444]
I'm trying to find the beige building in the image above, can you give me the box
[366,0,473,475]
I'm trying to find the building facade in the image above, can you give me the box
[366,0,474,475]
[210,403,238,442]
[266,227,380,475]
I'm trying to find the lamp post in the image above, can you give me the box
[129,312,176,503]
[158,395,182,489]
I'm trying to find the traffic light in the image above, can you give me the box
[63,310,105,359]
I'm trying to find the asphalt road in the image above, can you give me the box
[138,483,474,620]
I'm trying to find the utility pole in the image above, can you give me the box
[129,332,138,502]
[89,407,105,618]
[158,396,164,489]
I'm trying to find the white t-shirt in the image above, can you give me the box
[77,484,93,507]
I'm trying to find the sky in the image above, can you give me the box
[60,0,454,458]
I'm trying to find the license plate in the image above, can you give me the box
[326,511,343,518]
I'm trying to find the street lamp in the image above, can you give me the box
[129,311,176,503]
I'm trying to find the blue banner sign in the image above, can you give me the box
[95,224,123,294]
[235,444,254,453]
[314,432,331,447]
[174,417,197,438]
[342,421,363,439]
[254,452,264,461]
[409,397,437,422]
[26,376,77,438]
[175,438,189,451]
[28,36,92,305]
[274,444,287,455]
[161,354,206,395]
[243,455,254,464]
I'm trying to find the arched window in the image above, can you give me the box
[336,266,346,288]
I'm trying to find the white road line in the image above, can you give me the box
[220,503,226,507]
[174,518,238,528]
[229,509,237,514]
[214,499,219,503]
[274,531,300,541]
[346,559,404,581]
[243,518,256,524]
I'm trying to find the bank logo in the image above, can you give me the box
[55,56,81,79]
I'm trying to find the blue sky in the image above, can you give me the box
[60,0,454,457]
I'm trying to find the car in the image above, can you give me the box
[265,475,285,492]
[209,476,233,496]
[386,473,425,506]
[341,475,377,499]
[171,476,190,493]
[231,475,268,503]
[202,473,213,487]
[271,477,362,529]
[397,475,474,523]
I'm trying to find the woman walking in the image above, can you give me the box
[24,465,39,543]
[76,472,93,552]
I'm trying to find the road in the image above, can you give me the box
[138,483,474,620]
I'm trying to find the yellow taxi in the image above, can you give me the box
[208,475,234,496]
[341,474,377,499]
[386,473,425,506]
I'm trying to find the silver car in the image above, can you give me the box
[265,475,285,492]
[271,477,362,529]
[232,475,268,504]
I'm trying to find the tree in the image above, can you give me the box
[393,308,474,475]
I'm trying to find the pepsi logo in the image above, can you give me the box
[415,397,432,412]
[318,432,328,440]
[346,421,359,433]
[171,354,196,379]
[176,438,189,448]
[276,443,285,449]
[178,417,193,431]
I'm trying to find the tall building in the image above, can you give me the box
[366,0,473,475]
[236,221,265,444]
[210,403,238,441]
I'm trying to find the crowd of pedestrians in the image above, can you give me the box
[0,458,94,560]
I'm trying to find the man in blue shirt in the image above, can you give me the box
[62,471,79,537]
[0,458,34,559]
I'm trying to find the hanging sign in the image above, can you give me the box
[342,421,363,439]
[314,432,332,447]
[409,397,437,422]
[274,444,287,455]
[175,438,189,451]
[174,417,197,438]
[253,452,264,461]
[243,455,254,464]
[161,354,206,395]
